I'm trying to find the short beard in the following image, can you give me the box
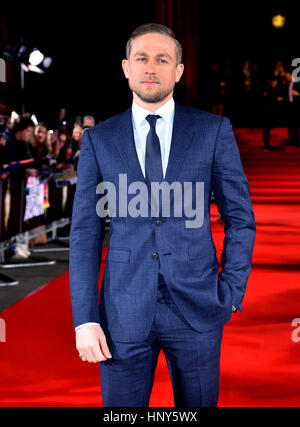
[130,83,173,104]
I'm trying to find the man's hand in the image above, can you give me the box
[76,324,112,363]
[25,168,38,177]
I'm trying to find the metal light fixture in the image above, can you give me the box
[1,39,53,113]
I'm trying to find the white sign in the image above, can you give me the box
[24,177,45,221]
[0,58,5,83]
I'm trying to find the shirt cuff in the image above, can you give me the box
[75,322,100,332]
[232,303,243,313]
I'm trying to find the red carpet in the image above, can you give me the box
[1,128,300,406]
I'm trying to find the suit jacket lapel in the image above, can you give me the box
[164,102,194,183]
[112,107,146,184]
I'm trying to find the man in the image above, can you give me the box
[4,115,36,173]
[82,115,95,129]
[69,23,256,407]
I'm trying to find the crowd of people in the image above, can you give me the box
[0,112,98,181]
[205,59,300,150]
[0,111,100,243]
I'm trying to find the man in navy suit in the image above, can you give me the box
[69,23,256,407]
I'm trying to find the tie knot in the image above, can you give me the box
[146,114,161,128]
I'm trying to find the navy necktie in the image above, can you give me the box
[145,114,163,218]
[145,114,163,184]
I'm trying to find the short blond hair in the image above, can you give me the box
[126,23,182,65]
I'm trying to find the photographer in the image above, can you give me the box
[4,115,38,177]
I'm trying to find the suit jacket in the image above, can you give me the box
[69,102,256,342]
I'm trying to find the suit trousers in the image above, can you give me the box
[99,273,223,407]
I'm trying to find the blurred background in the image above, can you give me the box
[1,1,299,126]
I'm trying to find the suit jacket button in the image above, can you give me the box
[155,220,163,227]
[152,252,159,260]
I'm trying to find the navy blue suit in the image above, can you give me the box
[69,103,256,406]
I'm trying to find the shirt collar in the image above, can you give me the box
[132,97,175,129]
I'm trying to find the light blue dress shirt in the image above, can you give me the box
[131,97,175,179]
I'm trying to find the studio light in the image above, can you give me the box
[1,38,53,113]
[29,49,44,66]
[272,14,286,28]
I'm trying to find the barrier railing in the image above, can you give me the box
[0,173,77,273]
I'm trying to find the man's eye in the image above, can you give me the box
[137,58,146,62]
[158,59,167,64]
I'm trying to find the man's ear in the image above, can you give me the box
[122,59,129,79]
[175,63,184,83]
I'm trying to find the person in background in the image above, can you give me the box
[261,78,280,151]
[0,129,9,180]
[82,115,95,129]
[49,128,58,150]
[273,60,286,83]
[3,115,37,237]
[219,59,234,118]
[40,129,59,170]
[4,115,38,177]
[240,60,256,125]
[251,63,263,124]
[208,63,224,116]
[29,122,53,170]
[68,125,83,169]
[242,60,252,93]
[272,61,288,125]
[27,122,53,246]
[252,63,262,94]
[52,130,69,170]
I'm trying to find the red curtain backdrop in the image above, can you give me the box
[155,0,200,105]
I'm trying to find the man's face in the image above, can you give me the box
[0,135,6,147]
[122,33,184,105]
[19,126,33,142]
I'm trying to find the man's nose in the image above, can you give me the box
[144,58,157,74]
